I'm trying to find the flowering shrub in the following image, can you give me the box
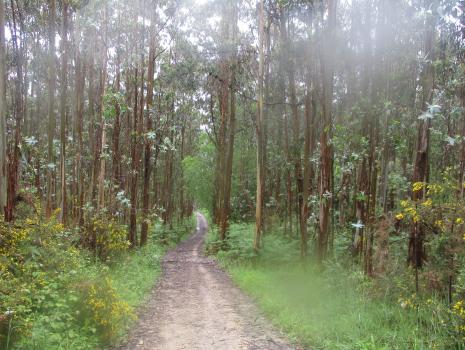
[452,300,465,339]
[0,212,139,348]
[394,172,465,344]
[0,213,81,347]
[83,277,135,342]
[396,179,465,253]
[83,217,130,261]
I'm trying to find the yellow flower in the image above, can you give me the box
[427,184,443,195]
[422,198,432,207]
[395,213,404,220]
[457,218,464,225]
[405,207,417,219]
[453,300,465,317]
[400,200,409,208]
[413,182,425,192]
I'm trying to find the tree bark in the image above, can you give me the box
[141,1,157,246]
[221,0,237,241]
[97,6,108,211]
[6,0,24,222]
[300,80,314,259]
[409,0,436,271]
[254,0,265,251]
[59,0,69,225]
[0,0,6,218]
[129,67,139,246]
[46,0,57,218]
[75,49,86,226]
[318,0,337,263]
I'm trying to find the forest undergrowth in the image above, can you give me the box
[206,222,465,350]
[0,207,194,350]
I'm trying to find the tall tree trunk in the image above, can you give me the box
[111,1,122,200]
[409,1,436,274]
[89,60,100,207]
[222,73,236,237]
[364,127,378,276]
[46,0,57,218]
[353,0,370,258]
[278,9,292,235]
[216,0,234,240]
[288,31,303,234]
[300,80,314,259]
[129,67,139,246]
[0,0,6,218]
[221,0,237,240]
[75,50,85,226]
[141,2,157,246]
[6,0,24,222]
[59,0,69,225]
[254,0,265,251]
[97,6,108,211]
[217,85,227,238]
[318,0,337,263]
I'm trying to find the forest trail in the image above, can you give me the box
[118,213,295,350]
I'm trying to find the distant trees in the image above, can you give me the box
[241,0,465,276]
[3,0,465,287]
[0,0,198,247]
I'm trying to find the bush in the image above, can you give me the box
[206,223,301,266]
[204,225,231,255]
[0,213,86,348]
[82,277,135,343]
[1,214,196,349]
[152,216,196,246]
[0,213,132,349]
[83,217,129,261]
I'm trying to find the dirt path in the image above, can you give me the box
[118,213,296,350]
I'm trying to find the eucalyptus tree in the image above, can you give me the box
[317,0,337,262]
[0,0,6,218]
[409,0,438,281]
[46,0,57,219]
[254,0,265,251]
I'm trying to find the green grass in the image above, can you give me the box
[213,223,460,350]
[10,217,195,350]
[110,240,165,309]
[112,219,194,310]
[17,241,168,350]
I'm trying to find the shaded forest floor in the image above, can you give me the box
[118,213,294,350]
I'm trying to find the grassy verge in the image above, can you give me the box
[112,219,195,311]
[208,223,460,350]
[2,216,195,350]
